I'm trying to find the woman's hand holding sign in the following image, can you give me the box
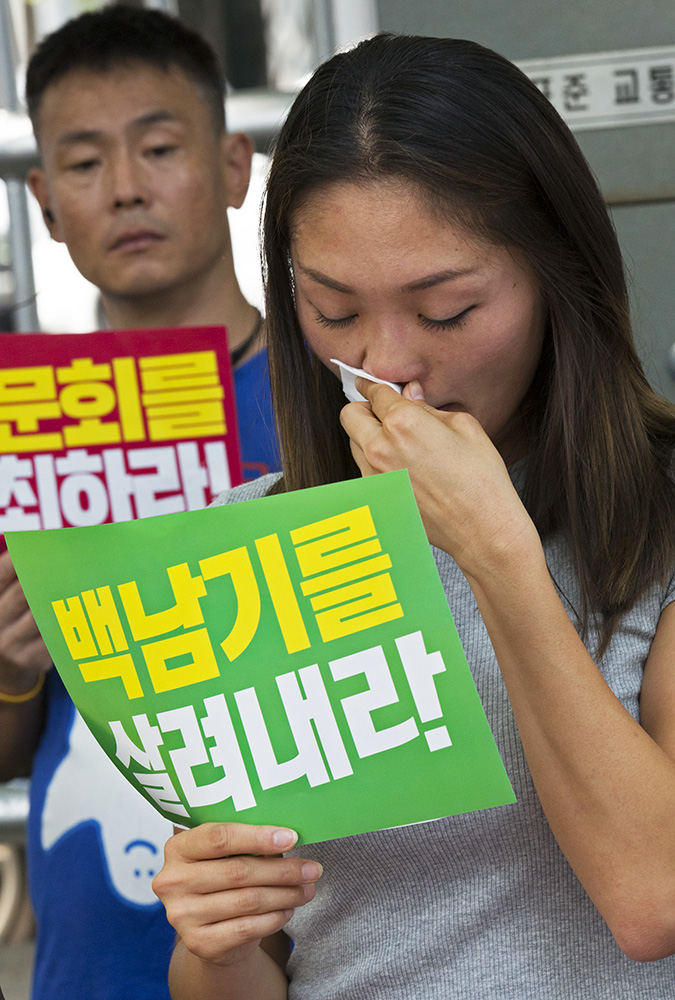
[340,378,540,583]
[154,822,321,999]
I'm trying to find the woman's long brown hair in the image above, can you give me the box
[262,34,675,656]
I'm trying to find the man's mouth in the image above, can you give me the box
[110,229,165,252]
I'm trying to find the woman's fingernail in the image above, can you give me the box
[273,828,298,850]
[408,379,425,400]
[301,862,323,882]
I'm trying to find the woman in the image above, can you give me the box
[153,34,675,999]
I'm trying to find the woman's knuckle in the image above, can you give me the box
[162,897,189,929]
[451,409,476,433]
[281,859,301,883]
[181,928,208,957]
[162,834,179,861]
[386,406,417,435]
[233,914,258,944]
[226,855,252,886]
[152,866,182,897]
[207,822,234,854]
[363,440,389,468]
[151,870,167,896]
[237,885,264,914]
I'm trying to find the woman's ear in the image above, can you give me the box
[221,131,254,210]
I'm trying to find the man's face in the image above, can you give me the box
[29,63,249,303]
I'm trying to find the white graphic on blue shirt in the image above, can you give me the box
[41,710,173,905]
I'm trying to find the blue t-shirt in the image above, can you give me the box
[28,672,175,1000]
[26,349,279,1000]
[235,347,280,482]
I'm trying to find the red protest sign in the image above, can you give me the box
[0,326,242,550]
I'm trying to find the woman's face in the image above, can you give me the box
[290,178,546,463]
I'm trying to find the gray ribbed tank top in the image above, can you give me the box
[214,473,675,999]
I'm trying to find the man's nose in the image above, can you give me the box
[110,152,147,209]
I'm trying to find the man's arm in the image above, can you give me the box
[0,551,51,780]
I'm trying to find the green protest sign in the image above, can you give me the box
[7,471,514,845]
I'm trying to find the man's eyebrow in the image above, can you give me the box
[57,128,104,146]
[296,263,478,294]
[56,111,181,146]
[129,110,182,130]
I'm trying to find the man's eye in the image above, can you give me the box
[314,309,358,329]
[147,145,177,158]
[69,159,99,173]
[419,306,475,331]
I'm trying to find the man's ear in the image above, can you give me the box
[27,167,64,242]
[221,131,253,210]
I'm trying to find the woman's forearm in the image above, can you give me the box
[169,938,289,1000]
[466,544,675,960]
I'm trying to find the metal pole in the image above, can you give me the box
[144,0,179,13]
[312,0,336,65]
[5,177,39,331]
[0,0,40,332]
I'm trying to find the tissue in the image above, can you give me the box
[331,359,403,403]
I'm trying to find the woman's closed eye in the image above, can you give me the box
[313,308,358,329]
[313,306,475,331]
[418,305,475,331]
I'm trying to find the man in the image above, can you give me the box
[0,7,278,998]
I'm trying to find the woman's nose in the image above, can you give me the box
[359,321,422,386]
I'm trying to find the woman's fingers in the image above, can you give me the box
[340,383,451,482]
[161,847,322,896]
[171,879,316,927]
[153,822,322,967]
[178,907,296,966]
[338,374,533,566]
[355,376,436,421]
[169,821,298,861]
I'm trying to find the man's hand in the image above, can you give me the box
[0,550,52,694]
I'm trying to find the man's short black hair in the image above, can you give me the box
[26,3,226,136]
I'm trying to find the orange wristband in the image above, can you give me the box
[0,672,45,704]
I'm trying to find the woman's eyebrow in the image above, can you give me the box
[295,261,480,295]
[402,267,479,292]
[295,264,353,294]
